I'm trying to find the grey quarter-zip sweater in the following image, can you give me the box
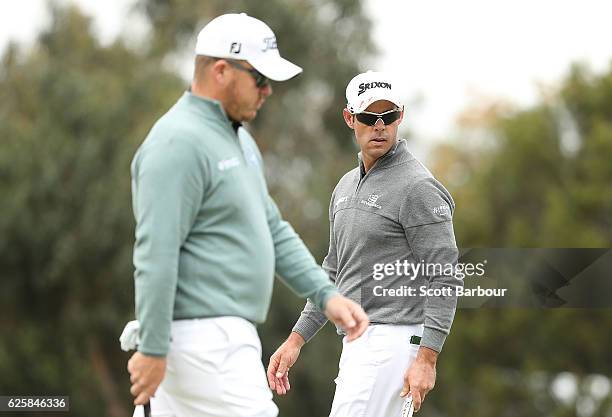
[292,139,461,352]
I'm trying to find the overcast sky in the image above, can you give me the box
[2,0,612,141]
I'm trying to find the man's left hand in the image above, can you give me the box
[400,346,438,412]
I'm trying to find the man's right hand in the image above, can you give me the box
[324,294,369,341]
[267,332,305,395]
[127,351,166,405]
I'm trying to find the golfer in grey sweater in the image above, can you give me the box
[267,71,461,417]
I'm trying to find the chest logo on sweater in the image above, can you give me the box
[217,157,241,171]
[360,194,382,209]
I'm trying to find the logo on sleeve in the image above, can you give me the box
[432,204,451,217]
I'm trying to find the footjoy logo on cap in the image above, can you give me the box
[358,81,392,96]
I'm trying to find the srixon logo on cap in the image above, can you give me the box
[358,81,391,96]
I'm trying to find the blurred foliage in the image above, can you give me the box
[426,63,612,417]
[0,5,185,416]
[432,63,612,248]
[0,1,610,417]
[0,1,371,416]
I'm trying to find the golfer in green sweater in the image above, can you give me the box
[126,13,368,417]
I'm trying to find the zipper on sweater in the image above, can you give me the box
[354,160,379,196]
[225,124,247,165]
[354,170,370,196]
[235,136,248,165]
[354,142,401,196]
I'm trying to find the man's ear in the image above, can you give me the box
[211,59,231,86]
[343,108,355,129]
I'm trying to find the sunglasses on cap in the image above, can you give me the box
[226,60,269,88]
[354,108,402,126]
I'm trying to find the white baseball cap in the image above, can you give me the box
[195,13,303,82]
[345,71,403,113]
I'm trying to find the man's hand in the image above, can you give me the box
[324,295,369,341]
[127,351,167,405]
[266,332,305,395]
[400,346,438,412]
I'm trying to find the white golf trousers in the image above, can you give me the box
[132,316,277,417]
[329,323,424,417]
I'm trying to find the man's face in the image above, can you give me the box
[343,100,403,167]
[224,61,273,122]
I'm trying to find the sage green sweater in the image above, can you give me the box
[131,92,337,356]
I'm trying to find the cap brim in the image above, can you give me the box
[249,55,303,82]
[353,95,403,113]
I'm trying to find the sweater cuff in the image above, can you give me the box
[314,285,339,311]
[292,315,327,343]
[421,327,448,353]
[137,347,168,357]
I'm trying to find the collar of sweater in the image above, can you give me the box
[358,138,413,177]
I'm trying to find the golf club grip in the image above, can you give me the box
[144,401,151,417]
[401,396,414,417]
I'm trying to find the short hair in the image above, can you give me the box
[193,55,220,82]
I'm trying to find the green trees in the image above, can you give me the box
[0,6,185,416]
[1,2,373,416]
[1,1,610,416]
[426,64,612,417]
[433,64,612,248]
